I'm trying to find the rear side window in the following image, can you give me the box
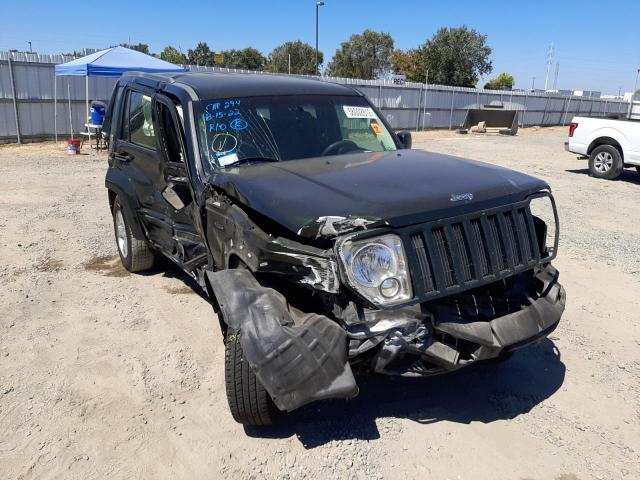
[123,90,156,149]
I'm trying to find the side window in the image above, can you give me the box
[123,91,156,149]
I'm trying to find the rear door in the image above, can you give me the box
[111,86,174,251]
[626,122,640,164]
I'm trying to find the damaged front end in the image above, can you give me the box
[342,264,565,376]
[203,188,564,414]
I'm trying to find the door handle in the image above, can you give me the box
[113,152,133,163]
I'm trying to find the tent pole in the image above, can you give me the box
[68,79,73,139]
[54,74,58,144]
[85,75,89,123]
[85,75,91,155]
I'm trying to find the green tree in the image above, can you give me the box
[392,49,422,82]
[121,43,150,54]
[326,30,394,79]
[160,46,187,65]
[395,26,492,86]
[265,41,321,75]
[218,48,266,70]
[187,42,214,66]
[484,72,514,90]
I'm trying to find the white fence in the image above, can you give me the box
[0,52,630,143]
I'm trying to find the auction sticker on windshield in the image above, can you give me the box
[343,105,376,118]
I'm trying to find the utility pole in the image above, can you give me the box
[553,62,559,90]
[544,42,555,91]
[315,1,325,76]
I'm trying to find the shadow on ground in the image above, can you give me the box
[143,256,209,301]
[246,339,565,448]
[566,168,640,185]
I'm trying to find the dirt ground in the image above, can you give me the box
[1,128,639,480]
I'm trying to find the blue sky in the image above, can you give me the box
[3,0,639,93]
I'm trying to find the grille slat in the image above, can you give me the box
[411,233,436,293]
[451,223,473,282]
[469,219,490,276]
[487,215,507,271]
[432,227,456,287]
[408,203,540,299]
[515,208,533,263]
[504,211,523,266]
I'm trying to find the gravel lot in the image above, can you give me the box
[1,128,639,480]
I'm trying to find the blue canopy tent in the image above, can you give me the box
[53,46,186,142]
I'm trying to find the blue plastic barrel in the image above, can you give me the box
[90,102,106,125]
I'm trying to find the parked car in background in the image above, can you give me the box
[565,116,640,179]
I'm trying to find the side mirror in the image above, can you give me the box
[396,131,412,149]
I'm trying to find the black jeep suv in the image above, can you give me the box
[103,72,565,426]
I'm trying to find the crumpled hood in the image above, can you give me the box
[207,149,549,239]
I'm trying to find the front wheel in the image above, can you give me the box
[112,196,154,272]
[588,145,623,180]
[224,332,279,426]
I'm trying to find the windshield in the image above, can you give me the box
[195,94,397,170]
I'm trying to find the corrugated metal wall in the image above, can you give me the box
[0,59,118,140]
[0,53,630,142]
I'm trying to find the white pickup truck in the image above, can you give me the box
[565,116,640,179]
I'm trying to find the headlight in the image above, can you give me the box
[337,233,412,306]
[529,193,558,258]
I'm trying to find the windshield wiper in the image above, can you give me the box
[224,156,280,168]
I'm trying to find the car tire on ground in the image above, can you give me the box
[225,331,279,426]
[112,196,154,272]
[588,145,623,180]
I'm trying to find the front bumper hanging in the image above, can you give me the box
[364,264,565,375]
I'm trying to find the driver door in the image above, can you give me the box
[152,95,204,266]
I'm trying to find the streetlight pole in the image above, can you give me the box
[315,1,324,76]
[28,41,32,53]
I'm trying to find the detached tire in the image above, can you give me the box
[225,332,279,426]
[112,196,154,272]
[589,145,623,180]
